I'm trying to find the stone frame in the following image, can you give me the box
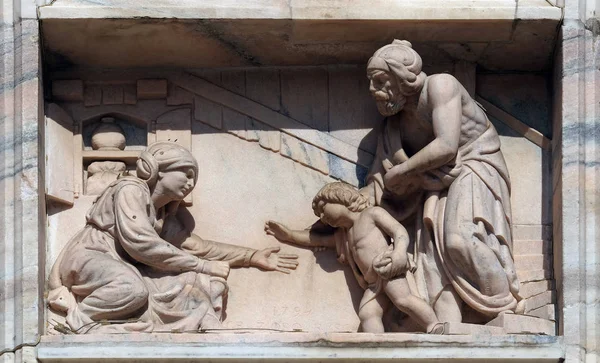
[0,1,598,362]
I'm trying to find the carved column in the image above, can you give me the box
[555,0,600,361]
[0,0,47,361]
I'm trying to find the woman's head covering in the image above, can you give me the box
[136,141,198,188]
[367,40,425,96]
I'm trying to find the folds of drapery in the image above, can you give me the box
[364,121,520,317]
[48,177,251,333]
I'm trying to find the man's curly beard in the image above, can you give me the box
[376,96,405,116]
[374,89,406,116]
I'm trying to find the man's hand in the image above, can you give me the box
[264,220,294,242]
[251,247,299,274]
[373,247,408,280]
[383,163,407,189]
[382,158,394,172]
[201,260,230,278]
[383,164,422,196]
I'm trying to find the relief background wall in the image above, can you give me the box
[45,66,554,333]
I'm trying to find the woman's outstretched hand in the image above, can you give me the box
[251,247,299,274]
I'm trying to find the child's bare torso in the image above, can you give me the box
[347,207,394,284]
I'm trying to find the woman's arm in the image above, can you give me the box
[114,184,227,276]
[180,233,256,267]
[169,208,298,272]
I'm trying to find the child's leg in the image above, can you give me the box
[384,277,441,333]
[358,289,390,333]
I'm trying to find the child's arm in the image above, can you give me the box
[371,207,410,252]
[265,220,336,248]
[370,207,411,279]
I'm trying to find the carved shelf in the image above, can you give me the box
[82,150,141,163]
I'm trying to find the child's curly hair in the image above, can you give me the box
[312,182,371,217]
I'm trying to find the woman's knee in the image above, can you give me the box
[120,273,149,308]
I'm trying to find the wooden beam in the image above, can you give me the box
[170,72,374,167]
[476,96,551,150]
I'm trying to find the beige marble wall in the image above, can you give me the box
[0,0,45,360]
[554,0,600,360]
[44,67,557,334]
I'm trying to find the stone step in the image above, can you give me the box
[519,280,554,299]
[443,322,504,335]
[513,239,552,256]
[514,255,552,271]
[487,313,555,335]
[512,225,552,241]
[523,291,555,313]
[517,269,552,283]
[526,304,556,321]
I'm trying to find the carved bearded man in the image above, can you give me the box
[362,40,521,323]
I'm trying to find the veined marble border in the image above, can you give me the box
[37,333,564,362]
[3,0,600,361]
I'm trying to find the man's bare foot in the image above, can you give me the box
[427,322,446,335]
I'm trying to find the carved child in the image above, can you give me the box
[265,182,443,334]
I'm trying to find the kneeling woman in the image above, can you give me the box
[48,141,298,333]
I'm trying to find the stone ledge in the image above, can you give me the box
[40,16,561,71]
[38,0,561,20]
[38,333,564,362]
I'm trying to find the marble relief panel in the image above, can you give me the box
[44,42,556,336]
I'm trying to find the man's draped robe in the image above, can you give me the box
[364,117,520,317]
